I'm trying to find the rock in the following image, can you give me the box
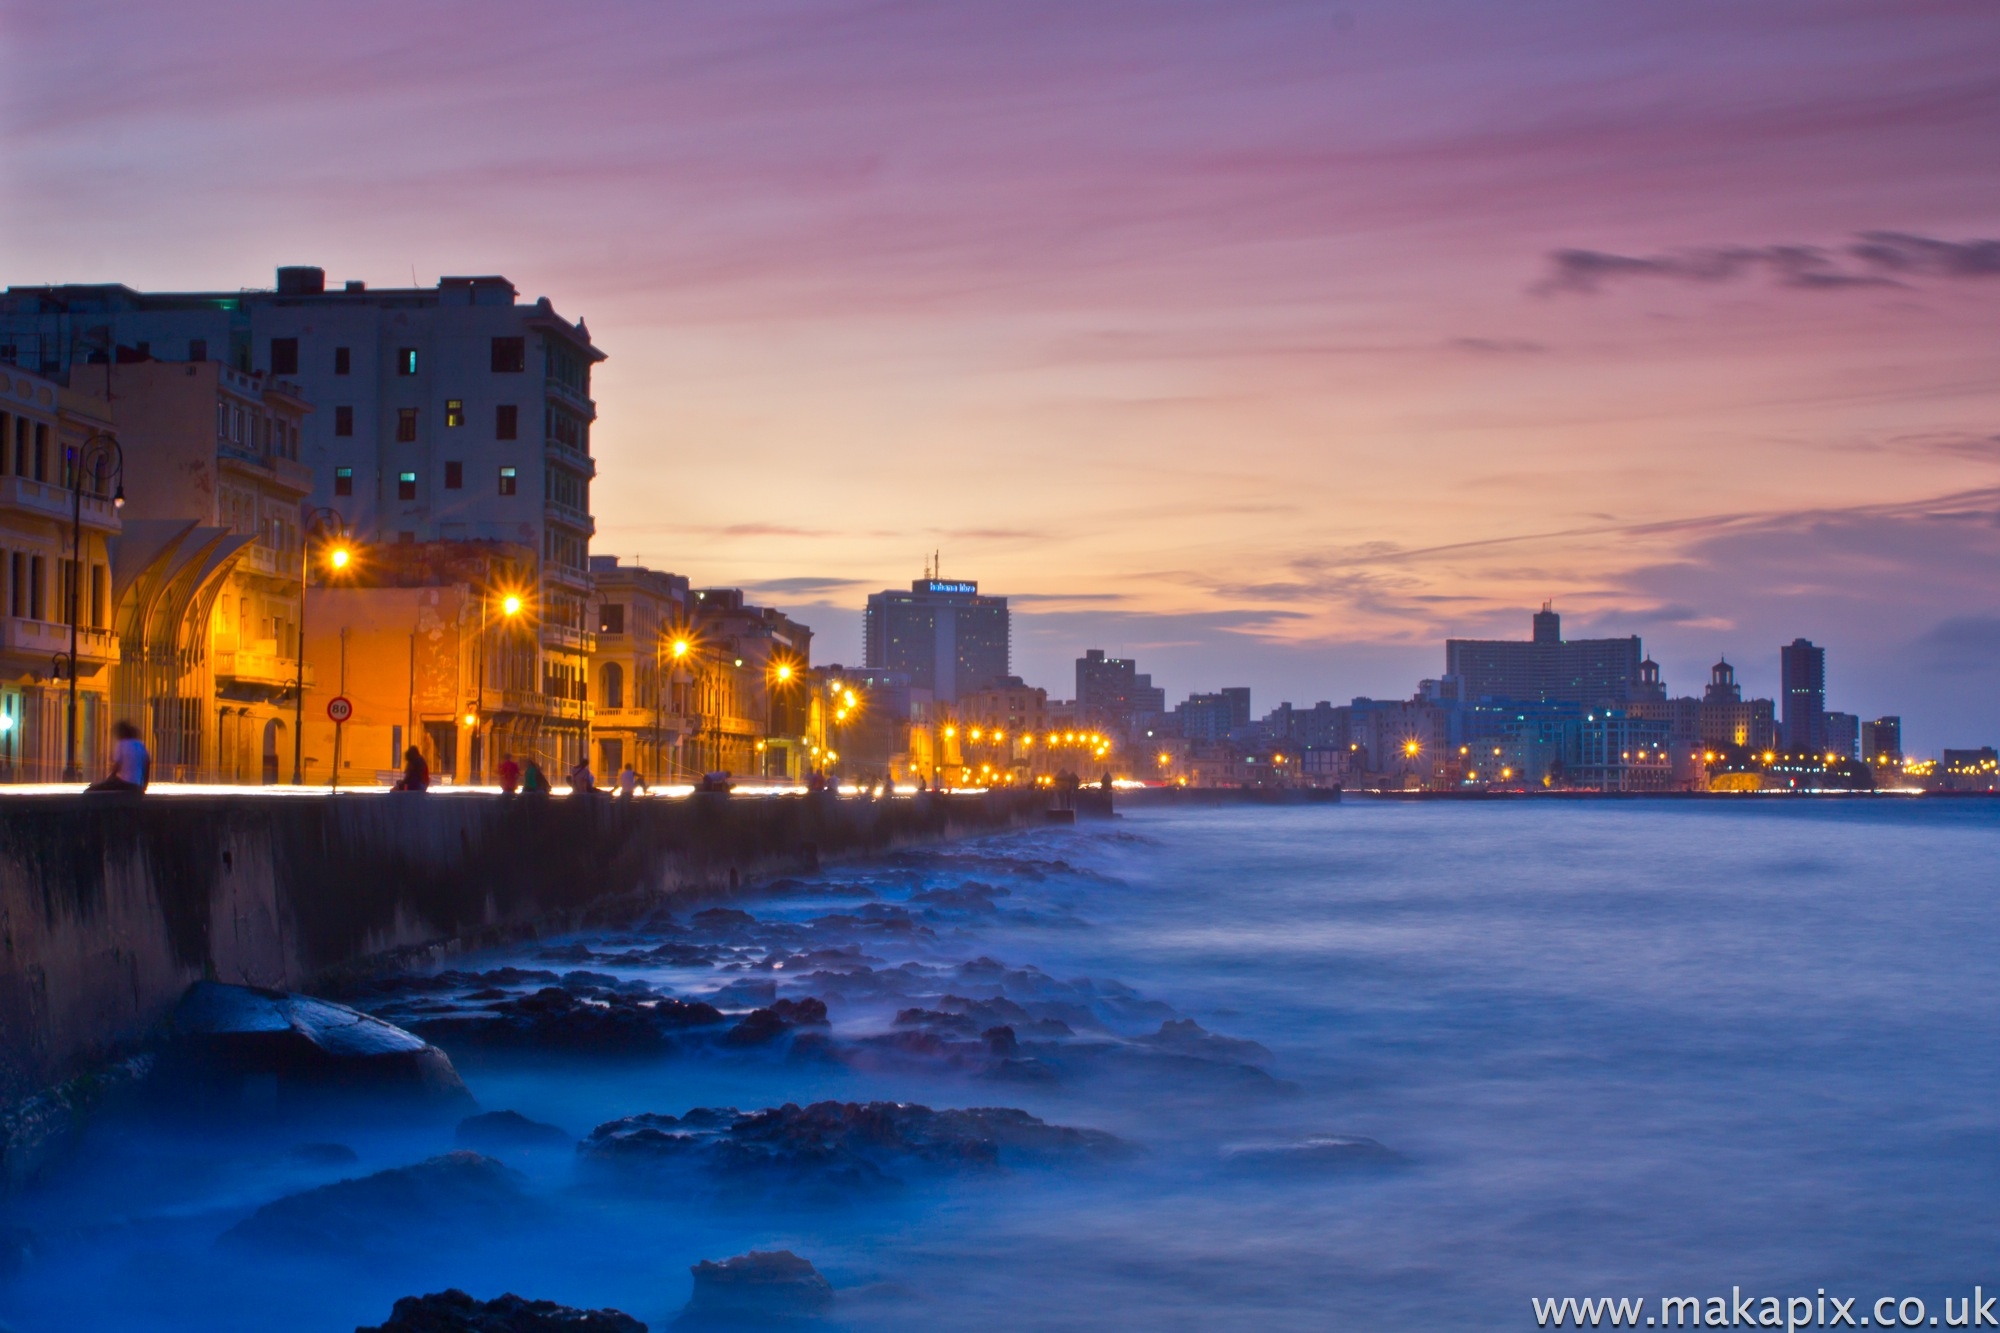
[290,1142,361,1167]
[982,1026,1019,1057]
[457,1111,573,1151]
[222,1151,533,1252]
[412,988,724,1054]
[707,979,777,1009]
[720,1009,791,1047]
[1135,1019,1273,1065]
[581,1100,1122,1195]
[680,1250,831,1322]
[159,982,471,1111]
[909,882,1010,912]
[356,1288,646,1332]
[1222,1136,1398,1171]
[768,998,828,1026]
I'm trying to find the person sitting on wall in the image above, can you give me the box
[521,758,551,796]
[85,720,150,795]
[497,752,521,795]
[616,763,646,798]
[568,759,596,797]
[392,746,429,792]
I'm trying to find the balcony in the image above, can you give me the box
[540,622,597,654]
[543,501,596,535]
[234,542,295,579]
[218,448,314,497]
[0,618,118,667]
[214,643,308,689]
[0,475,120,531]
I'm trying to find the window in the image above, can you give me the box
[189,338,207,363]
[495,404,517,440]
[29,555,44,620]
[90,564,106,629]
[490,336,525,373]
[445,399,464,428]
[334,405,353,437]
[498,465,517,496]
[269,337,298,375]
[33,423,46,480]
[600,603,625,635]
[334,467,353,497]
[396,408,417,443]
[333,346,350,375]
[397,348,418,376]
[601,662,624,710]
[444,461,463,489]
[398,471,417,501]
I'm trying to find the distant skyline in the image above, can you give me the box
[4,1,1996,750]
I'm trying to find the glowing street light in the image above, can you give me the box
[501,593,523,617]
[329,545,352,570]
[671,638,690,659]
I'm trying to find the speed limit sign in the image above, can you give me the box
[327,695,353,724]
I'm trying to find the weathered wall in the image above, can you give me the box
[0,790,1046,1105]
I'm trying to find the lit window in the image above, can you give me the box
[397,348,418,376]
[398,471,417,501]
[498,465,517,496]
[445,399,464,428]
[334,467,353,497]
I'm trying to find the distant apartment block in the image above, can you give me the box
[1861,716,1902,764]
[1780,638,1826,753]
[1444,604,1644,707]
[862,576,1009,704]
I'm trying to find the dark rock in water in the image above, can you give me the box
[535,942,599,964]
[1222,1136,1399,1171]
[909,881,1010,912]
[223,1151,532,1252]
[708,979,777,1009]
[690,908,758,934]
[582,1100,1122,1195]
[982,1026,1019,1057]
[458,1111,573,1151]
[160,982,471,1110]
[768,997,828,1026]
[357,1288,646,1332]
[413,988,724,1054]
[720,1008,791,1047]
[678,1250,832,1324]
[290,1142,361,1167]
[1135,1018,1273,1065]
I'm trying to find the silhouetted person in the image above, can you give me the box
[394,746,428,792]
[616,764,645,798]
[497,752,521,795]
[568,759,596,797]
[521,758,551,796]
[86,720,149,794]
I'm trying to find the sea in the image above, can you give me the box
[4,798,1999,1331]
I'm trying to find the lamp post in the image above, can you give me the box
[64,433,124,782]
[474,585,523,782]
[294,507,351,784]
[667,633,691,781]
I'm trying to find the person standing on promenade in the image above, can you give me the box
[86,721,150,794]
[497,753,521,795]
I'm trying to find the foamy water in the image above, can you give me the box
[5,799,1999,1331]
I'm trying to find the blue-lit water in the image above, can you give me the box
[6,799,2000,1330]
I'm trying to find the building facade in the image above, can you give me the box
[862,577,1009,704]
[1780,638,1826,755]
[1861,716,1902,765]
[1,265,605,772]
[587,556,693,783]
[688,588,812,779]
[0,372,120,781]
[1444,605,1645,707]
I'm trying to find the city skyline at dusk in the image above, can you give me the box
[5,1,1997,748]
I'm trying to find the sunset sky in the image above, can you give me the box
[5,1,1998,749]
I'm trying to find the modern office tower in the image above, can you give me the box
[1780,638,1826,754]
[1444,604,1645,706]
[1861,716,1903,765]
[862,576,1009,704]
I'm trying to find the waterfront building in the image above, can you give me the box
[862,576,1009,704]
[300,540,545,785]
[1263,701,1346,750]
[1624,696,1707,789]
[0,372,120,781]
[1173,688,1251,743]
[1861,716,1902,765]
[1824,711,1860,762]
[100,361,311,782]
[689,588,812,779]
[587,556,693,784]
[1444,604,1645,708]
[1075,649,1166,739]
[816,664,926,783]
[1941,748,1999,792]
[1780,638,1826,754]
[1573,709,1675,792]
[1,266,605,772]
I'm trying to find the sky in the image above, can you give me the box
[4,0,1998,751]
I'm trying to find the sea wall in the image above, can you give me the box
[0,789,1047,1107]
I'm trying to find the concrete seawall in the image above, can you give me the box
[0,789,1050,1108]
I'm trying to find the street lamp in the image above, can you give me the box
[64,432,123,782]
[294,506,352,784]
[474,582,524,783]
